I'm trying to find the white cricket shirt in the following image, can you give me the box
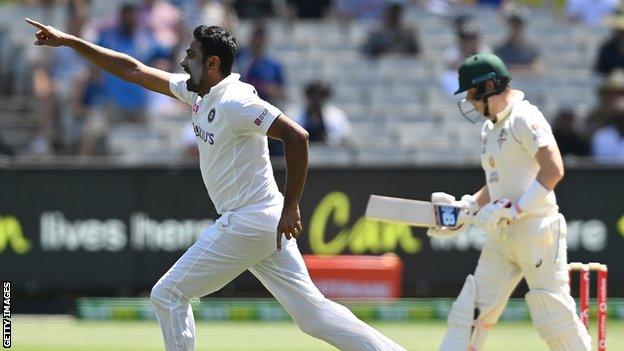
[170,73,284,231]
[480,92,558,215]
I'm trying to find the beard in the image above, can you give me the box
[185,77,200,92]
[184,63,203,92]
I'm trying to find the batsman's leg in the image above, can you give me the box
[515,214,591,351]
[249,237,407,351]
[149,221,274,351]
[439,236,522,351]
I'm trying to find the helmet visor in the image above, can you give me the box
[457,98,482,124]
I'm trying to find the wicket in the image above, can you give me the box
[568,262,608,351]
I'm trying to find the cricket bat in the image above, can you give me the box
[365,195,474,228]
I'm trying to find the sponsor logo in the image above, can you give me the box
[0,215,31,255]
[535,258,542,268]
[254,109,269,126]
[488,170,499,183]
[308,192,420,255]
[430,219,608,252]
[40,212,213,252]
[192,104,200,114]
[437,205,460,227]
[193,123,215,145]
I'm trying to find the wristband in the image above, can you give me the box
[517,180,551,214]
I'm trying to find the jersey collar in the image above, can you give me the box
[494,91,524,124]
[206,73,240,96]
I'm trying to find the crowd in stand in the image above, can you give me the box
[1,0,624,164]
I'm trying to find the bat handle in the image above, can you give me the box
[457,211,475,225]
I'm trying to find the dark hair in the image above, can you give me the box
[120,2,136,15]
[193,25,237,76]
[305,80,331,99]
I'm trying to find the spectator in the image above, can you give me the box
[477,0,505,7]
[594,10,624,75]
[31,0,93,154]
[586,69,624,134]
[552,107,589,157]
[290,81,351,146]
[285,0,332,19]
[76,65,107,155]
[361,1,420,59]
[335,0,387,21]
[180,0,239,34]
[235,22,286,105]
[232,0,276,18]
[145,52,188,119]
[137,0,183,48]
[96,3,162,125]
[494,7,541,75]
[566,0,619,26]
[440,20,491,94]
[591,99,624,162]
[0,135,14,157]
[235,21,286,155]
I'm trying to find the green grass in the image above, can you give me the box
[12,316,624,350]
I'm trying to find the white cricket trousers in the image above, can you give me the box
[150,215,406,351]
[469,213,589,340]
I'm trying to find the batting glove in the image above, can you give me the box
[427,192,477,238]
[474,199,520,233]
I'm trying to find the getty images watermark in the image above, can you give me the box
[2,281,10,348]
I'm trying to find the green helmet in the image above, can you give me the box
[454,53,511,95]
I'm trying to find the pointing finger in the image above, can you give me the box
[25,18,46,30]
[276,232,282,251]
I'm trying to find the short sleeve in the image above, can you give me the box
[222,94,282,136]
[511,108,556,156]
[169,73,197,106]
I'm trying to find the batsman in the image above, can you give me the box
[430,54,592,351]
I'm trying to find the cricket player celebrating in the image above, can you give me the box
[430,54,592,351]
[26,19,406,351]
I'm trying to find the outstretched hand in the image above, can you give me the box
[276,203,303,251]
[25,18,68,47]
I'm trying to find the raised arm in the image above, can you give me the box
[25,18,174,98]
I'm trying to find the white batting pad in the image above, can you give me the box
[525,290,592,351]
[439,275,482,351]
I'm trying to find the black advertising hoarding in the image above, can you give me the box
[0,166,622,297]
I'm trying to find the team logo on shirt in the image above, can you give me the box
[192,104,200,114]
[497,129,507,148]
[254,108,269,126]
[207,108,216,123]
